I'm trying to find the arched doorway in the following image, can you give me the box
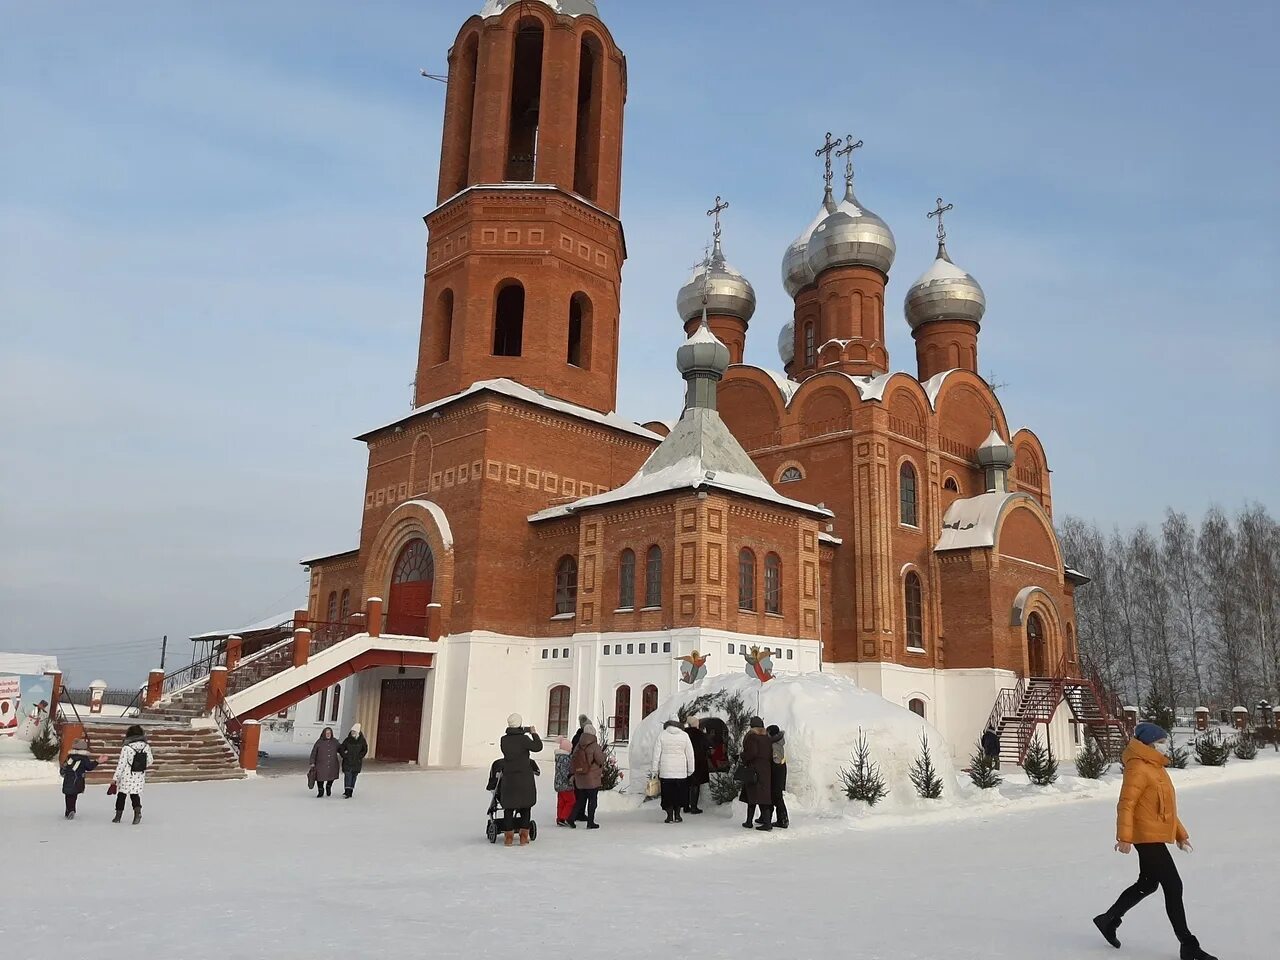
[387,538,434,636]
[1027,613,1048,677]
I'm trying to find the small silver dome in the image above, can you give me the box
[976,428,1014,470]
[480,0,598,17]
[677,239,756,324]
[676,315,731,381]
[777,320,795,365]
[904,242,986,330]
[805,185,896,279]
[781,191,836,299]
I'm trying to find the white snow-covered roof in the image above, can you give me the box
[480,0,598,18]
[356,378,662,443]
[934,492,1039,552]
[189,611,296,642]
[299,548,358,566]
[921,369,954,406]
[530,406,831,521]
[910,254,972,288]
[0,652,59,675]
[819,531,843,546]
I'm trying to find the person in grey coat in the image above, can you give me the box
[497,713,543,845]
[310,727,341,798]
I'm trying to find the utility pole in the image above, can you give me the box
[160,635,168,671]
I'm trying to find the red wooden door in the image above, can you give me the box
[376,678,424,762]
[387,581,432,636]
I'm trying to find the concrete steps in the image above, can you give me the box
[74,720,245,784]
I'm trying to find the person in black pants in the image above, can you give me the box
[766,724,788,829]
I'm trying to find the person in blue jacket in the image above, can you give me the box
[60,738,106,820]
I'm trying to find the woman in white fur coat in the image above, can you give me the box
[650,720,695,823]
[111,724,155,825]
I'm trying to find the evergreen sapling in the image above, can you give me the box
[1074,739,1110,779]
[967,744,1002,789]
[1166,738,1190,769]
[1193,730,1231,767]
[1023,738,1059,785]
[839,728,889,806]
[909,732,944,799]
[1232,733,1258,761]
[1141,683,1176,734]
[29,718,59,761]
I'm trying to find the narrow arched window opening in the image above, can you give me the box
[493,282,525,356]
[315,687,328,723]
[506,19,544,182]
[905,572,924,651]
[329,683,341,723]
[764,553,781,615]
[900,462,919,527]
[326,591,338,623]
[547,685,570,737]
[778,466,803,483]
[445,34,480,195]
[338,590,350,623]
[431,289,454,365]
[738,548,756,611]
[555,555,578,615]
[804,322,816,368]
[943,476,959,493]
[908,697,926,719]
[644,545,662,608]
[573,34,603,200]
[641,684,658,719]
[618,548,635,609]
[567,292,592,368]
[613,685,631,742]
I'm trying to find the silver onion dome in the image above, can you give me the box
[976,428,1014,470]
[777,319,795,365]
[805,183,896,279]
[781,190,836,299]
[677,313,731,381]
[904,241,986,330]
[677,238,757,324]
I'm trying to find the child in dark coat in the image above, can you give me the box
[60,739,106,819]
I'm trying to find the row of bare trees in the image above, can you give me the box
[1059,503,1279,713]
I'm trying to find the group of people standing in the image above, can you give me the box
[59,724,154,824]
[309,724,368,798]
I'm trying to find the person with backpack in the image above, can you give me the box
[1092,723,1217,960]
[110,725,154,824]
[981,723,1001,769]
[553,737,576,826]
[309,727,341,798]
[568,720,605,829]
[60,738,107,820]
[337,723,368,798]
[738,717,773,831]
[650,719,696,823]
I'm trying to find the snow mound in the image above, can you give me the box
[627,672,959,811]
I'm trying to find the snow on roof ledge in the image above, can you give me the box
[190,611,296,642]
[935,491,1040,552]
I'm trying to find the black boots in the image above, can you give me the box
[664,811,674,823]
[1180,937,1217,960]
[686,806,703,815]
[674,811,683,823]
[1092,914,1121,949]
[316,787,325,798]
[112,810,123,824]
[132,808,142,826]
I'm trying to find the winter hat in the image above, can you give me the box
[72,738,90,752]
[686,715,700,728]
[557,737,572,753]
[749,716,764,729]
[507,713,523,728]
[1134,722,1169,745]
[578,714,590,728]
[350,723,362,736]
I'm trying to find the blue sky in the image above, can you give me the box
[2,1,1277,684]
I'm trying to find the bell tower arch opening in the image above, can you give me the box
[493,282,525,357]
[506,18,545,182]
[573,32,604,201]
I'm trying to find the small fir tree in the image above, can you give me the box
[594,715,622,790]
[29,719,59,761]
[1023,738,1059,785]
[839,728,890,806]
[1141,683,1177,734]
[967,744,1002,789]
[1166,738,1190,769]
[909,732,944,799]
[1074,739,1110,779]
[1193,730,1231,767]
[709,772,740,805]
[1231,733,1258,761]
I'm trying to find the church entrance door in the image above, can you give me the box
[376,678,425,762]
[387,538,434,637]
[1027,613,1048,677]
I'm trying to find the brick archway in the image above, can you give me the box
[1010,586,1063,677]
[364,500,455,638]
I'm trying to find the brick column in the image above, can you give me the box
[366,598,383,639]
[293,628,312,669]
[206,666,228,711]
[349,612,367,636]
[1122,705,1139,731]
[1194,707,1209,732]
[293,609,309,630]
[144,669,165,707]
[1232,706,1248,731]
[426,603,442,642]
[59,721,84,765]
[88,680,106,714]
[225,635,243,671]
[238,719,262,773]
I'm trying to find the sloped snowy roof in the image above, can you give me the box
[935,491,1041,552]
[0,652,59,675]
[298,548,358,567]
[480,0,598,17]
[189,611,296,642]
[530,406,831,521]
[356,379,662,443]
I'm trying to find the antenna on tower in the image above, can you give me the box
[985,370,1009,395]
[419,69,448,83]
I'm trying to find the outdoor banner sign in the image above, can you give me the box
[0,674,53,740]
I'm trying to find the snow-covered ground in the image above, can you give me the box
[2,750,1273,959]
[0,736,60,784]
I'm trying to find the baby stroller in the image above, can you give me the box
[485,759,539,843]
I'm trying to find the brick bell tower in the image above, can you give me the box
[413,0,627,415]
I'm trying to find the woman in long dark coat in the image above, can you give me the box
[739,717,773,831]
[684,715,711,814]
[498,713,543,846]
[310,727,340,798]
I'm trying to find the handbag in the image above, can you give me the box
[645,776,661,798]
[307,766,317,790]
[106,782,118,796]
[733,763,758,786]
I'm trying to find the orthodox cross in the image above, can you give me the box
[928,196,954,242]
[836,135,863,188]
[985,370,1009,395]
[706,195,729,244]
[814,132,844,191]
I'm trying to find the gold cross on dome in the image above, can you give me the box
[836,135,863,187]
[814,132,844,190]
[928,197,954,242]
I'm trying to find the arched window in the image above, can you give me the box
[641,684,658,719]
[618,548,636,609]
[393,539,435,583]
[943,476,959,493]
[644,545,663,608]
[329,683,341,722]
[613,685,631,742]
[738,548,757,611]
[388,538,435,636]
[778,466,803,483]
[573,34,603,200]
[547,685,570,737]
[493,282,525,356]
[905,572,924,651]
[804,322,816,367]
[900,462,919,527]
[431,289,454,365]
[338,589,350,623]
[764,553,782,614]
[555,556,578,615]
[506,18,544,181]
[315,687,328,723]
[442,33,479,195]
[567,292,591,368]
[908,697,926,719]
[326,591,338,623]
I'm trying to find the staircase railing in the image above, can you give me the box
[158,648,225,700]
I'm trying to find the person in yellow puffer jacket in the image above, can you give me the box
[1092,723,1217,960]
